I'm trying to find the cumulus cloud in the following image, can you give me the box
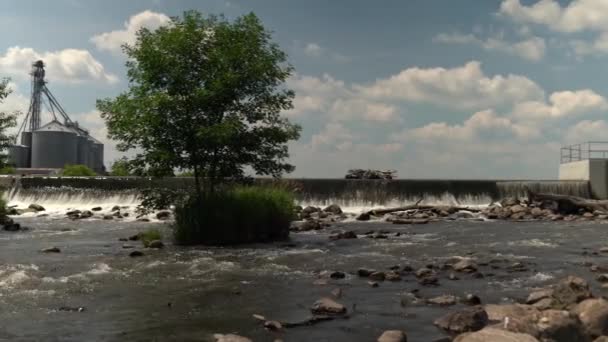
[499,0,608,57]
[397,109,540,143]
[512,89,608,120]
[303,43,323,57]
[566,120,608,143]
[0,47,118,84]
[90,10,171,54]
[356,61,545,110]
[285,73,399,122]
[434,32,546,61]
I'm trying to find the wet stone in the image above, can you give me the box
[434,306,489,334]
[129,250,144,257]
[427,295,458,306]
[369,271,386,281]
[311,297,346,315]
[330,271,345,279]
[377,330,407,342]
[41,247,61,253]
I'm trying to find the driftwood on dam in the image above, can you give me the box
[364,199,481,216]
[527,190,608,214]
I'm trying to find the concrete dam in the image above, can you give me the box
[2,177,591,211]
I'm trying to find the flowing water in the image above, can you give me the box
[0,179,604,341]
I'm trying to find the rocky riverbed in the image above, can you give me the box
[4,209,608,341]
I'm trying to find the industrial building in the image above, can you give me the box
[8,60,105,174]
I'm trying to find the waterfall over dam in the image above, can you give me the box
[0,176,591,212]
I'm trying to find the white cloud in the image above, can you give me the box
[434,33,546,61]
[398,109,540,143]
[356,61,545,110]
[499,0,608,33]
[91,10,171,54]
[0,47,118,84]
[565,119,608,143]
[512,89,608,120]
[286,73,400,122]
[303,43,323,57]
[499,0,608,57]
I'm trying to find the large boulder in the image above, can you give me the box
[535,309,588,342]
[292,220,322,231]
[28,204,45,212]
[156,211,171,220]
[454,328,539,342]
[323,204,343,215]
[573,298,608,338]
[485,304,541,336]
[377,330,407,342]
[434,306,489,334]
[311,298,346,315]
[551,276,593,310]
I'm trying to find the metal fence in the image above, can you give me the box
[560,141,608,164]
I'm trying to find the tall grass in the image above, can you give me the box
[174,186,295,245]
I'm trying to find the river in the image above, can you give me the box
[1,207,606,341]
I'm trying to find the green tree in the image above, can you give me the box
[110,157,131,176]
[0,79,18,168]
[97,11,300,197]
[61,164,96,176]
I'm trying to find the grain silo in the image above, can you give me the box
[7,145,29,168]
[31,121,78,168]
[10,60,106,173]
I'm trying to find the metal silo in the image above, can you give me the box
[31,121,78,169]
[86,137,97,170]
[8,145,29,168]
[87,137,104,173]
[20,131,32,167]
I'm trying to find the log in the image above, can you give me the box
[527,190,608,214]
[365,205,481,216]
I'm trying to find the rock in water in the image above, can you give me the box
[111,206,121,212]
[103,215,114,220]
[311,297,347,315]
[356,212,371,221]
[213,334,252,342]
[28,204,45,212]
[434,306,488,334]
[453,259,478,273]
[129,250,144,257]
[156,211,171,220]
[2,223,21,231]
[91,207,102,211]
[323,204,343,215]
[80,210,93,219]
[377,330,407,342]
[41,247,61,253]
[453,328,538,342]
[427,295,458,306]
[148,240,164,249]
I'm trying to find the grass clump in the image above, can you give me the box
[174,186,295,246]
[61,164,96,176]
[139,228,162,247]
[0,166,15,174]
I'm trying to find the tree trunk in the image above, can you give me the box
[527,190,608,213]
[365,205,481,216]
[193,165,202,199]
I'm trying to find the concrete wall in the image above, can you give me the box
[559,159,608,199]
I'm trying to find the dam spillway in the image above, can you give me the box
[1,177,591,212]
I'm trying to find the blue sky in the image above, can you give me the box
[1,0,608,179]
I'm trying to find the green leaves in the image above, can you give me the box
[0,78,19,169]
[97,11,301,194]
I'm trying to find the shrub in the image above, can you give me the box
[139,228,162,247]
[0,166,15,174]
[61,164,96,177]
[174,186,295,245]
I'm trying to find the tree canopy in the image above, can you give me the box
[110,157,131,176]
[97,11,301,196]
[0,79,18,169]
